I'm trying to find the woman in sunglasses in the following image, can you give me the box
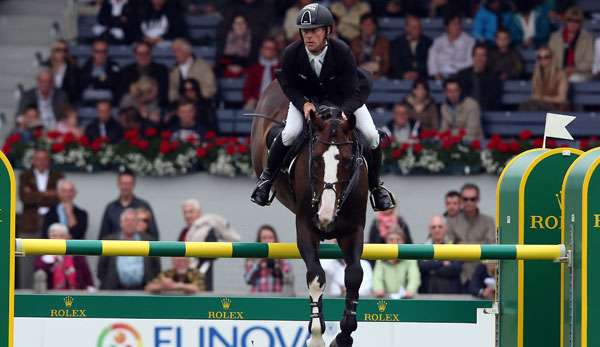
[519,46,569,112]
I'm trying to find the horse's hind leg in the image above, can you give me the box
[297,222,326,347]
[330,234,364,347]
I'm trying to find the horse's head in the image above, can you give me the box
[309,104,358,232]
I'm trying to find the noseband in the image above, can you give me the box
[308,116,364,233]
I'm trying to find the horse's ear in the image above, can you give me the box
[310,109,324,130]
[342,113,356,132]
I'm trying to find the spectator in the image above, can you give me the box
[119,42,169,106]
[140,0,188,46]
[95,0,141,44]
[13,106,43,144]
[440,78,483,140]
[519,47,569,111]
[444,190,461,219]
[244,225,292,293]
[368,205,413,245]
[429,0,470,19]
[80,39,121,105]
[178,200,241,291]
[118,106,146,132]
[372,227,420,298]
[169,100,206,142]
[548,6,594,82]
[402,78,439,131]
[120,76,162,127]
[44,40,80,104]
[321,240,372,297]
[330,0,372,42]
[85,100,124,144]
[41,179,88,240]
[18,149,64,236]
[283,0,313,41]
[509,0,552,48]
[178,78,216,131]
[594,37,600,79]
[418,216,462,294]
[468,261,497,299]
[145,257,205,294]
[135,207,154,235]
[489,28,524,80]
[471,0,514,44]
[97,209,161,290]
[55,107,83,137]
[447,183,496,284]
[389,15,432,80]
[456,43,502,110]
[383,103,419,143]
[350,13,389,79]
[428,14,475,79]
[16,69,69,130]
[169,38,217,104]
[242,38,280,111]
[220,0,274,46]
[34,223,94,290]
[98,170,159,240]
[218,15,256,78]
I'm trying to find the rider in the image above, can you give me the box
[251,3,395,211]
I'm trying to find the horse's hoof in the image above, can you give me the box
[307,335,326,347]
[329,334,353,347]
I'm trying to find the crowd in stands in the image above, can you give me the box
[21,146,496,298]
[10,0,600,147]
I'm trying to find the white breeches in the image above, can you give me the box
[281,102,380,149]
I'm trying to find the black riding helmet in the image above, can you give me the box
[296,3,334,31]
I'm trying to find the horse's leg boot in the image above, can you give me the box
[367,145,396,211]
[251,135,289,206]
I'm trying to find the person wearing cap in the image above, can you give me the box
[548,6,594,83]
[251,3,395,212]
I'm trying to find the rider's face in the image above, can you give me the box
[302,27,327,53]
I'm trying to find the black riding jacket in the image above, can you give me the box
[278,38,363,115]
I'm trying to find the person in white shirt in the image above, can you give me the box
[593,37,600,78]
[427,14,475,80]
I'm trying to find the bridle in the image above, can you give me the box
[308,108,365,232]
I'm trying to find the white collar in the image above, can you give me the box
[305,44,328,62]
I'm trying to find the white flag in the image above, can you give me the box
[545,113,575,140]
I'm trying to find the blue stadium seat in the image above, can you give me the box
[77,16,96,41]
[371,108,392,128]
[483,111,599,137]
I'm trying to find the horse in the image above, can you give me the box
[251,80,369,347]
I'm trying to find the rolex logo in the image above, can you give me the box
[221,297,232,311]
[377,300,387,313]
[64,296,74,308]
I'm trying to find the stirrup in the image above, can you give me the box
[369,185,396,211]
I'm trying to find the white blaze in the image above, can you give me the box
[317,145,339,229]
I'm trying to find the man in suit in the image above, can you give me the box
[168,38,216,104]
[18,148,64,236]
[251,3,395,211]
[389,15,432,80]
[16,69,69,130]
[79,39,121,105]
[84,100,123,143]
[97,208,161,290]
[41,179,88,239]
[118,41,169,106]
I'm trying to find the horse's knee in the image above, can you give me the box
[306,266,326,288]
[344,262,363,292]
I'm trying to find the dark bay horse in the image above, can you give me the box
[251,80,369,347]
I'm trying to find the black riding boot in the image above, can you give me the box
[368,145,396,211]
[251,135,290,206]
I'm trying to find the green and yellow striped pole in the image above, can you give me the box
[16,239,566,261]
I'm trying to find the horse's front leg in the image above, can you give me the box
[331,232,364,347]
[297,219,326,347]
